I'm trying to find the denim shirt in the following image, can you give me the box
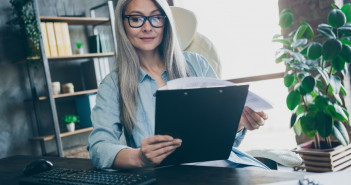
[88,52,267,169]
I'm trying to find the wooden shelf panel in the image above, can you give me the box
[47,52,115,60]
[39,89,98,100]
[40,16,110,25]
[30,127,93,142]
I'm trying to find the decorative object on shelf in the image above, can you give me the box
[61,83,74,93]
[51,81,61,95]
[63,114,79,132]
[273,3,351,172]
[8,0,41,66]
[75,42,84,54]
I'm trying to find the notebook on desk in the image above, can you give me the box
[155,83,249,166]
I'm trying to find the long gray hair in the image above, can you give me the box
[115,0,188,135]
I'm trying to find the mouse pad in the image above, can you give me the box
[155,85,249,166]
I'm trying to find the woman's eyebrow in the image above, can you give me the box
[127,9,162,15]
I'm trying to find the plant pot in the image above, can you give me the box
[66,123,75,132]
[293,140,351,172]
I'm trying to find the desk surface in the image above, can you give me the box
[0,155,305,185]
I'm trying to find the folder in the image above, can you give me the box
[155,82,249,166]
[61,22,72,56]
[45,22,58,57]
[53,22,65,56]
[40,22,51,57]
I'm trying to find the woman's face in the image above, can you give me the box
[123,0,165,53]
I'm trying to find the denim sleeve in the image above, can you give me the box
[233,128,247,147]
[87,73,130,169]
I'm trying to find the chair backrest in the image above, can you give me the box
[170,6,222,79]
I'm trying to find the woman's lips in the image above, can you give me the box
[140,37,155,42]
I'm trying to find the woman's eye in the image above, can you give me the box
[131,16,143,23]
[151,16,161,23]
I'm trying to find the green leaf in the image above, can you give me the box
[279,9,294,28]
[275,51,288,64]
[326,104,348,122]
[338,26,351,36]
[317,67,330,84]
[294,83,307,96]
[341,38,351,46]
[332,3,340,9]
[301,22,314,40]
[272,38,292,46]
[340,85,347,95]
[301,76,315,93]
[332,121,350,146]
[341,44,351,62]
[284,71,295,88]
[307,42,322,60]
[315,111,333,138]
[341,3,351,23]
[300,44,309,55]
[322,39,342,60]
[291,38,308,48]
[317,24,336,39]
[296,104,306,115]
[330,75,342,95]
[328,9,347,28]
[294,23,313,41]
[332,55,346,72]
[287,90,301,110]
[294,118,303,136]
[290,113,297,128]
[291,52,306,63]
[300,114,316,138]
[315,95,329,110]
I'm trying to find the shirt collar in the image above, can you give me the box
[138,67,168,84]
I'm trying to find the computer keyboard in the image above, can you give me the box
[19,168,156,185]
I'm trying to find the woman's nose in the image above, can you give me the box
[142,19,153,32]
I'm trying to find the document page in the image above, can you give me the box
[159,77,273,112]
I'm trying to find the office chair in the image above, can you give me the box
[170,6,302,170]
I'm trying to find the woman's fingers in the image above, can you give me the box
[244,107,264,124]
[140,135,182,166]
[242,107,268,130]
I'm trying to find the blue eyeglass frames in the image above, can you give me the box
[123,15,167,28]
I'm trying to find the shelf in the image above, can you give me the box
[48,52,115,60]
[38,89,98,100]
[30,127,93,142]
[40,16,110,25]
[20,53,115,63]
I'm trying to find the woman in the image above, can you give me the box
[88,0,269,169]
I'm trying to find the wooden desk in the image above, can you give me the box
[0,155,305,185]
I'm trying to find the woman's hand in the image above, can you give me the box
[238,106,268,131]
[138,135,182,167]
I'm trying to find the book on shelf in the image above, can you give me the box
[53,22,65,56]
[100,33,111,53]
[45,22,58,57]
[88,34,102,53]
[40,22,51,57]
[61,22,72,56]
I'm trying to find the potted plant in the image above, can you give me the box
[273,3,351,172]
[8,0,41,67]
[63,114,79,132]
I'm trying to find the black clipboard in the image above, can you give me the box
[155,85,249,166]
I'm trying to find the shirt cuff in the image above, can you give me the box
[233,128,247,147]
[89,142,130,169]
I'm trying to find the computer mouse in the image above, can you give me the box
[23,159,53,176]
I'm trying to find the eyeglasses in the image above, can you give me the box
[123,15,167,28]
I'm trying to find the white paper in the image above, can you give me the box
[159,77,273,112]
